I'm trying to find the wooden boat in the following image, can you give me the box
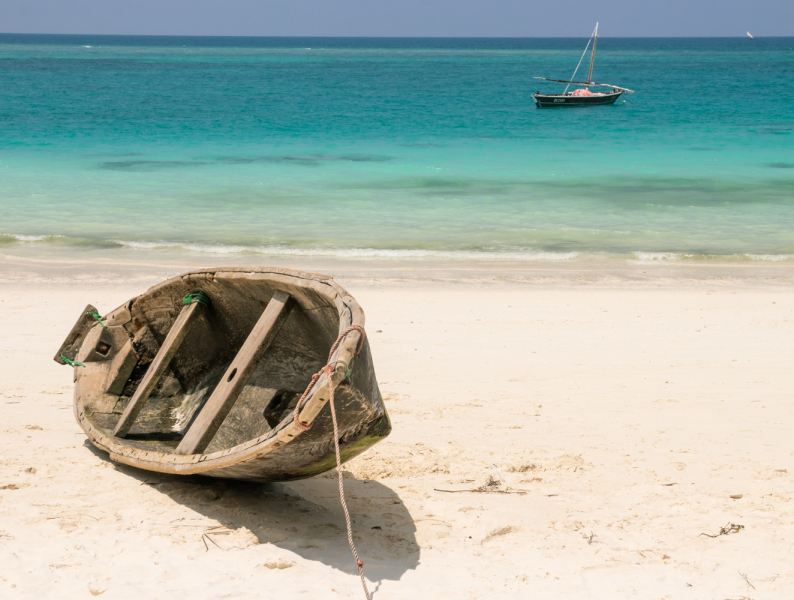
[54,267,391,482]
[532,23,634,108]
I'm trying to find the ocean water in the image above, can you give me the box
[1,35,793,265]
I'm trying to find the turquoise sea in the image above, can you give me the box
[1,35,793,265]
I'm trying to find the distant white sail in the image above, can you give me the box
[747,32,754,38]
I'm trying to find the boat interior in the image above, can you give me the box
[74,274,344,455]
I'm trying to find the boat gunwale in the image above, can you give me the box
[532,91,622,98]
[74,266,366,476]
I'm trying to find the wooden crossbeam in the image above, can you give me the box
[175,290,293,455]
[114,301,204,438]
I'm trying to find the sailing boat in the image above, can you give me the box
[532,23,634,108]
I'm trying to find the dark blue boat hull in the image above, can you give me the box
[533,91,623,108]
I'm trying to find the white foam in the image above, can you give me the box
[3,234,62,243]
[746,254,793,262]
[631,252,683,264]
[113,239,578,261]
[114,240,189,250]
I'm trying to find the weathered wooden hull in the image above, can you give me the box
[57,267,391,482]
[533,91,622,107]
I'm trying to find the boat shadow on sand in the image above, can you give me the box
[85,442,420,584]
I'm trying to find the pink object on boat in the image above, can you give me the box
[571,88,595,96]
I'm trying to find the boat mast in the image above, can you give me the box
[586,22,599,85]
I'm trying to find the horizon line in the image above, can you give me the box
[0,32,788,39]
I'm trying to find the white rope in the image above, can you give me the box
[328,379,371,600]
[292,325,371,599]
[564,24,598,94]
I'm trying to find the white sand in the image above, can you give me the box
[1,264,793,599]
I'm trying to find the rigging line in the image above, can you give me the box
[565,24,598,94]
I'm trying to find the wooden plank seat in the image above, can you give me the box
[175,290,293,455]
[114,298,206,438]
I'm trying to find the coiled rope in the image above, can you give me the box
[293,324,370,600]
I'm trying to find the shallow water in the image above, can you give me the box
[1,35,793,264]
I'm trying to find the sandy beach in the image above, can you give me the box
[1,259,793,599]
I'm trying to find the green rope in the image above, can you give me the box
[88,311,107,328]
[328,359,351,379]
[183,291,210,307]
[60,355,85,368]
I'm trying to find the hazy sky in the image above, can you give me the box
[1,0,791,37]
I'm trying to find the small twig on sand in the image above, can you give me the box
[202,532,224,551]
[201,525,244,552]
[738,571,778,591]
[739,571,756,591]
[434,488,528,495]
[46,513,98,522]
[435,474,529,495]
[698,522,744,538]
[161,518,225,528]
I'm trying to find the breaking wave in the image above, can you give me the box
[112,240,579,261]
[746,254,793,262]
[4,233,793,265]
[631,252,685,264]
